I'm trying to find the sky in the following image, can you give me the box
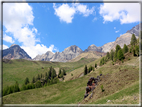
[2,1,141,59]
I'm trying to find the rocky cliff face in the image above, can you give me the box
[101,42,115,53]
[33,51,54,61]
[3,44,31,60]
[126,23,142,36]
[34,45,83,62]
[84,44,102,52]
[110,33,138,50]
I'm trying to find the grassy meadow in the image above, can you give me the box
[2,52,140,104]
[3,58,96,89]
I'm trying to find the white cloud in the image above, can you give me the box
[21,44,58,59]
[53,3,76,23]
[3,44,9,50]
[3,34,15,43]
[53,3,95,23]
[115,30,119,33]
[3,3,36,47]
[74,3,94,17]
[3,3,58,58]
[99,3,140,24]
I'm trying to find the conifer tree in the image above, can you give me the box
[63,69,66,75]
[106,52,110,59]
[32,76,36,83]
[123,44,128,54]
[95,63,97,68]
[24,77,29,85]
[114,52,117,61]
[117,49,125,60]
[110,49,114,61]
[116,44,121,54]
[130,34,137,46]
[84,65,87,75]
[58,68,61,77]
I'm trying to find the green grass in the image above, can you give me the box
[91,81,139,104]
[3,58,95,89]
[3,55,139,104]
[3,52,139,104]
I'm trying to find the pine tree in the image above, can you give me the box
[114,52,117,61]
[116,44,121,54]
[95,63,97,68]
[106,52,110,59]
[110,49,114,61]
[63,69,66,75]
[35,81,42,88]
[21,84,27,91]
[84,65,87,75]
[32,76,36,83]
[58,68,61,77]
[130,34,137,46]
[117,49,125,60]
[24,77,29,85]
[123,44,128,54]
[13,81,20,92]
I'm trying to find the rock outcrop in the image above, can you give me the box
[126,23,142,36]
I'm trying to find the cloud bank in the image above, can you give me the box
[53,3,95,23]
[99,3,140,24]
[3,3,58,58]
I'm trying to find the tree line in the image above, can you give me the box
[99,33,139,66]
[3,66,66,96]
[84,63,97,75]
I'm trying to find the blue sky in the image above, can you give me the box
[3,2,140,58]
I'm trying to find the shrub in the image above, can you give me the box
[100,85,104,92]
[112,61,114,65]
[99,71,102,75]
[35,81,42,88]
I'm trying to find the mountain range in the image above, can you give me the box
[3,23,141,62]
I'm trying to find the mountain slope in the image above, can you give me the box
[126,23,142,36]
[68,51,106,62]
[3,53,139,104]
[110,33,138,50]
[3,44,31,60]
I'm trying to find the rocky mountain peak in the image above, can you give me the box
[84,44,102,52]
[64,45,83,53]
[10,44,19,48]
[3,44,31,60]
[126,23,142,36]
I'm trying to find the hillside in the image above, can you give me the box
[3,52,139,104]
[68,51,106,62]
[3,58,95,89]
